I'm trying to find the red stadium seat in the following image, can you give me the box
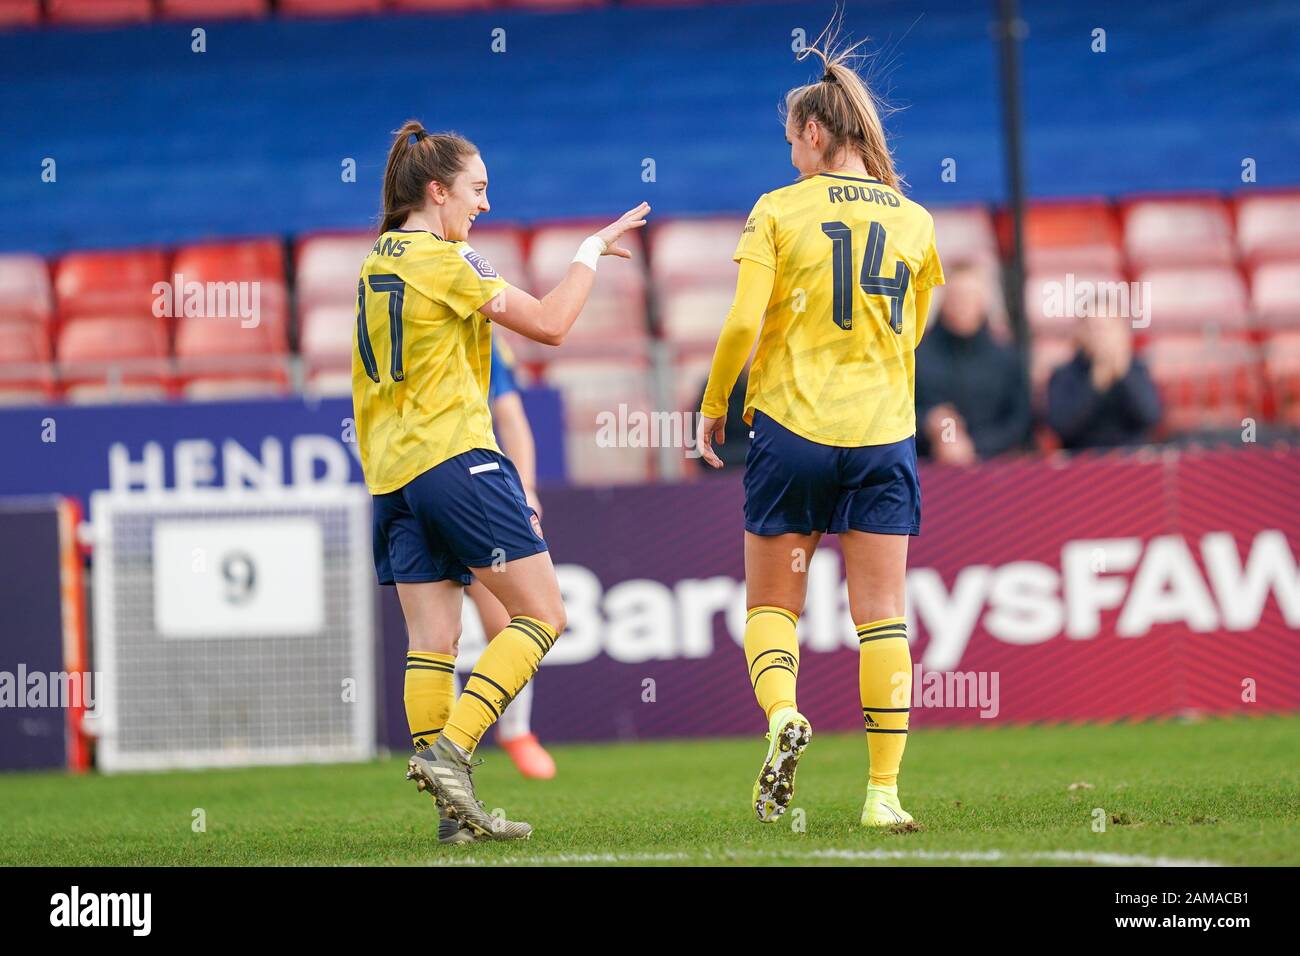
[1263,330,1300,427]
[0,0,40,28]
[172,237,283,278]
[1122,197,1236,270]
[1250,261,1300,328]
[277,0,383,15]
[1142,334,1263,432]
[650,218,744,344]
[64,383,173,404]
[659,286,733,345]
[0,384,54,406]
[159,0,270,18]
[182,374,291,400]
[294,231,375,315]
[0,254,53,325]
[542,358,655,484]
[1235,192,1300,265]
[504,0,606,8]
[0,322,55,403]
[1136,266,1248,332]
[387,0,494,11]
[1021,200,1123,272]
[0,321,50,363]
[299,303,354,368]
[58,317,167,363]
[47,0,153,24]
[58,318,171,400]
[55,249,169,323]
[933,205,998,267]
[171,239,288,344]
[175,312,287,359]
[1023,268,1129,334]
[174,314,292,395]
[305,367,353,398]
[649,217,746,289]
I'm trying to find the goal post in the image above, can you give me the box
[88,486,376,772]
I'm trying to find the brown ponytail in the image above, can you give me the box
[783,17,901,189]
[378,120,479,233]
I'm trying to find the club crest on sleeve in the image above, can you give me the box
[460,246,498,279]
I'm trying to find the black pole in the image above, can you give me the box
[996,0,1029,356]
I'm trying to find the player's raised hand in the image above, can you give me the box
[596,202,651,259]
[697,413,727,469]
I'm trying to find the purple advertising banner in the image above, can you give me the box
[0,499,78,771]
[377,446,1300,750]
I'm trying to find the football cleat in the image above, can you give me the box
[436,813,478,846]
[752,707,812,822]
[407,749,480,844]
[407,737,533,840]
[860,784,914,827]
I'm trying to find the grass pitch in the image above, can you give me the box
[2,714,1296,866]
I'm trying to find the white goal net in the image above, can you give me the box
[88,487,375,772]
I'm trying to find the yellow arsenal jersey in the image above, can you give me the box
[352,229,508,494]
[724,172,944,447]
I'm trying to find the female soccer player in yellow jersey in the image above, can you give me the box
[696,30,943,828]
[355,120,649,842]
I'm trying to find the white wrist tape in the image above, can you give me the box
[572,235,607,271]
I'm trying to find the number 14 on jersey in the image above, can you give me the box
[820,220,911,334]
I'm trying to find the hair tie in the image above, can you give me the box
[822,69,837,83]
[408,130,425,145]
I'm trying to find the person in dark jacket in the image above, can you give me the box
[1046,312,1162,449]
[915,262,1030,464]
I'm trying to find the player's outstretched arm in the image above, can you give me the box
[485,202,650,346]
[696,258,775,468]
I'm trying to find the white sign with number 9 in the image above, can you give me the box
[153,518,325,637]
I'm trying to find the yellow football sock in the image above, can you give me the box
[443,616,556,754]
[857,616,911,788]
[745,605,799,721]
[404,651,455,752]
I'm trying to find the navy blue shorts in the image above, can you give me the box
[372,448,547,586]
[744,411,920,536]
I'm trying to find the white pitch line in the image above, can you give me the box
[423,848,1224,867]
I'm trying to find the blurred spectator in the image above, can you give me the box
[915,262,1030,464]
[1046,312,1162,449]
